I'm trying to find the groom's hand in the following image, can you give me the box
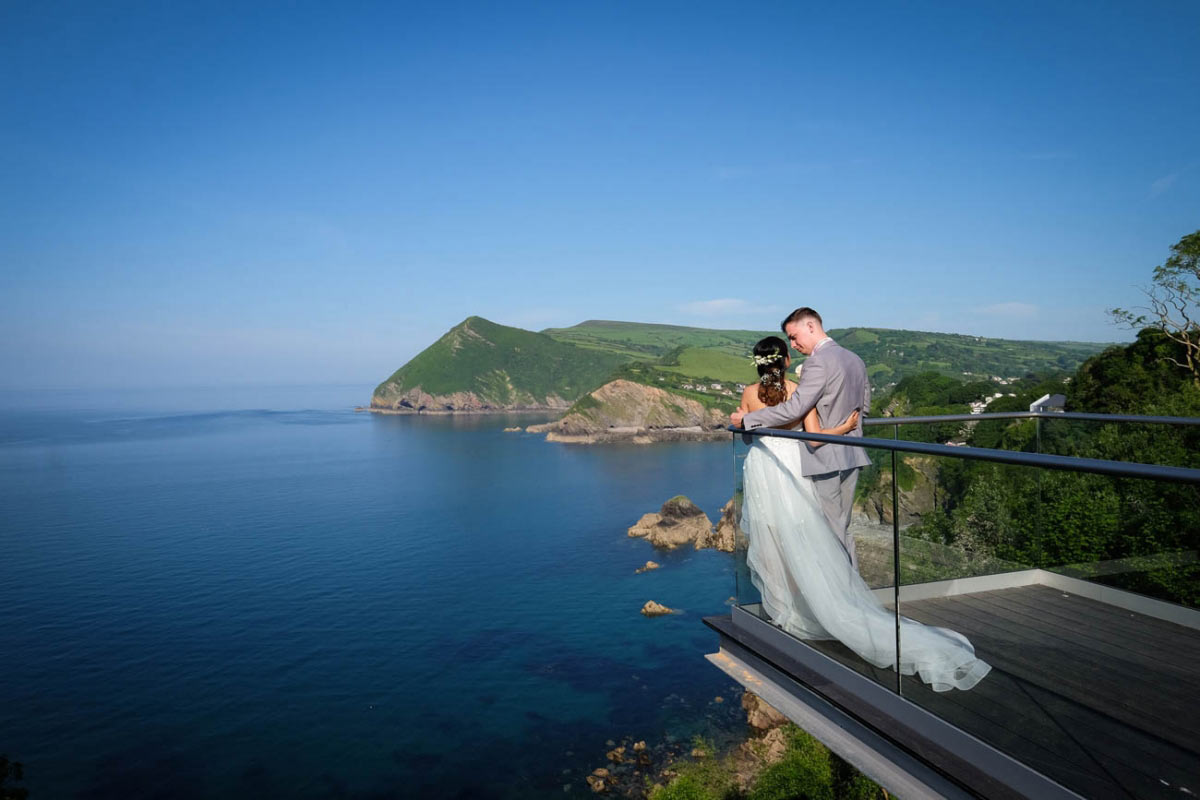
[730,409,746,427]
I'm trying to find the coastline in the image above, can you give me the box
[542,428,728,444]
[356,406,564,416]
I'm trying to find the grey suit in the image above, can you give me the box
[743,339,871,568]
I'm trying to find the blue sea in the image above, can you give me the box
[0,385,744,798]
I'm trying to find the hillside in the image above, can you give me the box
[371,317,628,412]
[371,317,1113,415]
[544,320,1110,391]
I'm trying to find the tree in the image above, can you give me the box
[1110,230,1200,386]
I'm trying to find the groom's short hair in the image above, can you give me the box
[781,307,823,332]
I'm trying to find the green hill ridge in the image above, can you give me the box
[371,316,1114,414]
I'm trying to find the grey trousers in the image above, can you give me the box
[810,468,861,570]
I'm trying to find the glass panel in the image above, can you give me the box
[1037,415,1200,470]
[896,455,1200,800]
[732,431,903,694]
[731,432,754,608]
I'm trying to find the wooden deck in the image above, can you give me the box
[805,584,1200,800]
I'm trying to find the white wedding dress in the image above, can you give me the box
[742,435,991,692]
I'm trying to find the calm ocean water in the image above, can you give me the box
[0,386,744,798]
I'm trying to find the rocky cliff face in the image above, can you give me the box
[854,455,938,526]
[527,379,727,443]
[371,385,569,414]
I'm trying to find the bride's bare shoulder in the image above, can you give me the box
[740,383,763,411]
[784,379,798,398]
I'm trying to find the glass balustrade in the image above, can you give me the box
[727,415,1200,800]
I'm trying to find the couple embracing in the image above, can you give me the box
[731,308,990,692]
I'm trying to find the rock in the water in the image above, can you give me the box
[635,560,660,574]
[641,601,674,617]
[742,691,788,730]
[503,426,522,432]
[702,498,742,552]
[627,495,715,550]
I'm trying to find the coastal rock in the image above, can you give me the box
[694,498,740,552]
[371,385,570,414]
[641,601,674,617]
[635,560,660,574]
[503,426,522,432]
[758,727,790,765]
[742,691,788,731]
[527,379,728,443]
[627,495,715,550]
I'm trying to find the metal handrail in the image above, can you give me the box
[728,426,1200,485]
[863,410,1200,426]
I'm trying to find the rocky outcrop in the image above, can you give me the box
[370,385,570,414]
[695,498,740,553]
[640,601,674,617]
[628,496,716,550]
[526,379,728,443]
[635,561,660,574]
[742,691,788,731]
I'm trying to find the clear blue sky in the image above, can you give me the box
[2,0,1198,389]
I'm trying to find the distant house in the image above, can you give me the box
[711,383,723,390]
[1030,393,1066,412]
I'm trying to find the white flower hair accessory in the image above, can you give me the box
[751,353,783,366]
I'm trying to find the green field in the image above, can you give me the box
[659,347,759,384]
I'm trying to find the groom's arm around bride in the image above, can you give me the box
[731,308,872,569]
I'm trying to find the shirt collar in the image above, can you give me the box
[813,337,833,352]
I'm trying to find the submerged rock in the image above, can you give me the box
[635,560,660,574]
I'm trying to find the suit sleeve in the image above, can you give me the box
[743,356,827,430]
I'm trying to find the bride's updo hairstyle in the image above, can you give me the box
[753,336,789,407]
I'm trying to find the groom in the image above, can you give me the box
[731,308,871,569]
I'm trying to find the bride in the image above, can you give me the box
[737,337,991,692]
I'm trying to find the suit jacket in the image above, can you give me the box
[743,339,872,477]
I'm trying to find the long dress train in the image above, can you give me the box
[742,436,991,692]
